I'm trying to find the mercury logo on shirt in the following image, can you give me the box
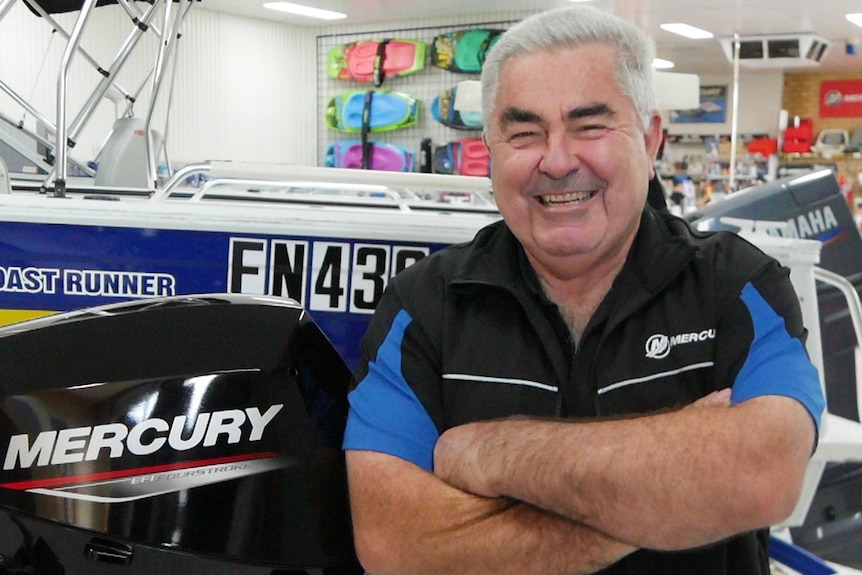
[645,329,716,359]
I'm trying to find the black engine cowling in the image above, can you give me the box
[0,294,361,574]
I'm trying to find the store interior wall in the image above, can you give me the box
[782,71,862,197]
[0,3,804,172]
[662,71,785,138]
[0,3,317,169]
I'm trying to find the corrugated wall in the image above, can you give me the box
[0,4,539,171]
[170,6,317,166]
[0,2,317,169]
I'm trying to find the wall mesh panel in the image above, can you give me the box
[315,11,536,173]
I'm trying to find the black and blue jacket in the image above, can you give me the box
[344,207,825,575]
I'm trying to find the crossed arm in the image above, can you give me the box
[347,389,816,575]
[346,450,636,575]
[432,393,816,550]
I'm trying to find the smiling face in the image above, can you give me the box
[486,42,662,281]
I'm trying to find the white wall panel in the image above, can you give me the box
[0,2,317,170]
[0,3,158,161]
[662,71,785,137]
[170,7,317,166]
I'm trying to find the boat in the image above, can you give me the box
[0,161,501,369]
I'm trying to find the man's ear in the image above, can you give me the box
[644,113,663,178]
[644,113,663,161]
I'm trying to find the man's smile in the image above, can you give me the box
[537,189,599,206]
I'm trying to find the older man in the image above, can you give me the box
[343,5,824,575]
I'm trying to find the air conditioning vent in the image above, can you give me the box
[767,39,800,58]
[738,40,764,59]
[719,34,832,68]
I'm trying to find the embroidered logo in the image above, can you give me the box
[645,329,716,359]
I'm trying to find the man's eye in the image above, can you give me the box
[507,129,541,143]
[577,125,609,136]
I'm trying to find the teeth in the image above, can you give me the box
[541,190,594,205]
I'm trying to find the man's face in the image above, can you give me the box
[486,43,662,278]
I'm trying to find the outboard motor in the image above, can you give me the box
[0,294,362,574]
[687,169,862,420]
[687,170,862,569]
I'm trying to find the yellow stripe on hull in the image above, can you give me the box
[0,309,58,327]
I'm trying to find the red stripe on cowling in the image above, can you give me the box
[0,451,280,491]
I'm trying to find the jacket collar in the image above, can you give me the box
[449,220,543,300]
[449,207,697,306]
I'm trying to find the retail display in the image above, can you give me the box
[847,128,862,153]
[783,118,814,154]
[325,90,419,133]
[325,139,415,171]
[326,39,427,86]
[319,22,516,172]
[431,84,483,130]
[433,137,489,176]
[430,29,503,73]
[811,129,851,155]
[746,136,779,157]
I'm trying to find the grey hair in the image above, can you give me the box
[481,5,657,132]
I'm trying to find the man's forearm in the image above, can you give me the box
[347,450,636,575]
[433,395,814,550]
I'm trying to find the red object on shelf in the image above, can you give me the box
[782,119,813,153]
[457,138,489,177]
[747,137,778,156]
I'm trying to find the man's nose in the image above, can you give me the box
[538,132,581,179]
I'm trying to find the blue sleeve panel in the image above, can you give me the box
[732,282,826,429]
[343,309,440,471]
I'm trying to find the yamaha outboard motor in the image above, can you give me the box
[687,169,862,568]
[0,294,362,574]
[687,169,862,420]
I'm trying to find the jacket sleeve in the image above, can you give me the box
[724,258,825,431]
[343,280,444,471]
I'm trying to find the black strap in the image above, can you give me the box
[373,39,391,88]
[361,91,374,169]
[419,138,432,173]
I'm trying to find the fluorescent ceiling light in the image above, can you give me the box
[660,23,714,39]
[653,58,674,69]
[263,2,346,20]
[848,13,862,29]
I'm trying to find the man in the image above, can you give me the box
[343,5,825,575]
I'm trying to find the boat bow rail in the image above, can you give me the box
[155,161,499,214]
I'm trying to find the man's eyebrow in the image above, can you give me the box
[498,103,616,127]
[567,103,616,121]
[499,106,543,127]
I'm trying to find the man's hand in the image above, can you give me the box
[433,418,512,497]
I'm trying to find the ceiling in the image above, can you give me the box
[200,0,862,74]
